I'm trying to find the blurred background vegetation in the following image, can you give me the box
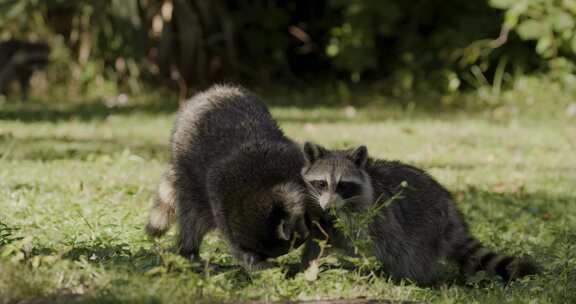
[1,0,576,106]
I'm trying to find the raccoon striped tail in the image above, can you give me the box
[145,169,177,238]
[451,237,538,282]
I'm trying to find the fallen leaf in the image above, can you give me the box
[304,260,320,281]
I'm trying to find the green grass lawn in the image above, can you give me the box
[1,88,575,303]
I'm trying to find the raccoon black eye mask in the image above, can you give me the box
[299,141,538,285]
[145,85,309,271]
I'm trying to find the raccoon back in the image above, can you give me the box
[171,85,287,171]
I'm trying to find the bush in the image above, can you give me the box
[0,0,575,100]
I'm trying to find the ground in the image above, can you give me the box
[0,84,575,303]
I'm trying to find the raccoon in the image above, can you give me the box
[299,142,537,285]
[145,85,309,271]
[0,40,50,101]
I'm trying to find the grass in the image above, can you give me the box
[1,83,575,303]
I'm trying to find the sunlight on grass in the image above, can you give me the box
[1,92,575,303]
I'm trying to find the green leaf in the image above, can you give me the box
[536,35,555,58]
[489,0,518,10]
[326,42,340,57]
[571,36,576,53]
[563,0,576,15]
[4,0,27,20]
[517,19,551,40]
[552,11,574,31]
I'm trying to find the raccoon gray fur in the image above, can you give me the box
[145,85,309,271]
[299,142,538,285]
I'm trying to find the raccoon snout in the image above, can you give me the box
[319,193,345,210]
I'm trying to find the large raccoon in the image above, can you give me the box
[299,142,537,285]
[145,85,309,271]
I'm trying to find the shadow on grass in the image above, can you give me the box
[455,186,573,223]
[0,100,374,127]
[17,293,162,304]
[44,237,243,278]
[0,134,169,162]
[0,100,391,124]
[413,159,576,178]
[0,94,467,125]
[0,100,179,123]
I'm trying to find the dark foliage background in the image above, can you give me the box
[1,0,574,100]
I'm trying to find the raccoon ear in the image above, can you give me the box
[348,145,368,168]
[303,142,327,164]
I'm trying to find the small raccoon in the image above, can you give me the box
[0,40,50,101]
[145,85,309,271]
[300,142,537,285]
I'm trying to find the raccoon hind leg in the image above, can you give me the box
[175,179,215,262]
[372,226,445,286]
[375,246,443,286]
[177,209,214,261]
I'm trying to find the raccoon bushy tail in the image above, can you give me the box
[451,236,538,282]
[145,167,177,238]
